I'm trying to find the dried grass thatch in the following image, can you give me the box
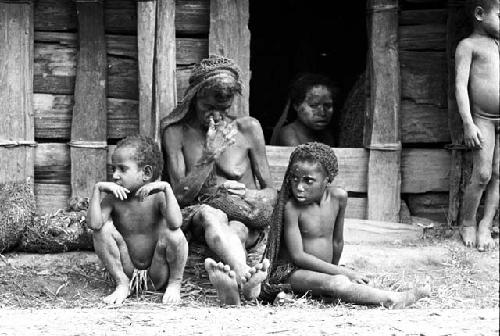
[18,199,93,253]
[0,181,35,252]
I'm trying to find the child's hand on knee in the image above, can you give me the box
[348,271,370,284]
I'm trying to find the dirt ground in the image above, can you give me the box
[0,230,498,335]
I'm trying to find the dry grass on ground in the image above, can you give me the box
[0,227,498,310]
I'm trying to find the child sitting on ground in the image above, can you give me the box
[270,73,337,147]
[88,135,188,305]
[455,0,499,251]
[260,142,430,308]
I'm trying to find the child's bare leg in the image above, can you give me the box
[92,220,134,304]
[460,118,496,247]
[149,228,188,304]
[204,258,240,305]
[477,128,499,251]
[290,270,430,308]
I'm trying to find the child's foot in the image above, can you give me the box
[103,284,130,305]
[460,226,477,248]
[477,220,496,252]
[162,282,182,304]
[388,283,431,309]
[241,258,270,300]
[204,258,240,306]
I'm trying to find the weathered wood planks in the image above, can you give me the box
[0,1,34,184]
[70,1,107,200]
[401,102,450,143]
[34,0,209,34]
[209,0,250,117]
[365,0,401,222]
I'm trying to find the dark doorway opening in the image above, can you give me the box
[249,1,368,144]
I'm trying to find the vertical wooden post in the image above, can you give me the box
[365,0,401,222]
[0,0,34,184]
[209,0,250,118]
[447,0,467,226]
[154,0,177,142]
[138,0,156,138]
[70,0,107,200]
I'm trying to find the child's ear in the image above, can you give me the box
[143,165,153,181]
[474,6,485,21]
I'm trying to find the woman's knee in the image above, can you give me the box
[195,205,228,227]
[326,275,351,292]
[229,220,248,242]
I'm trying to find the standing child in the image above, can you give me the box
[261,143,430,308]
[455,0,499,251]
[88,135,188,305]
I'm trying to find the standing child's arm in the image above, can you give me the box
[136,181,182,229]
[455,40,483,148]
[331,188,347,265]
[87,182,128,230]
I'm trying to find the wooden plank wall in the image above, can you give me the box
[33,0,209,213]
[399,0,450,223]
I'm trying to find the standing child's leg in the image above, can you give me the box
[149,227,188,304]
[290,269,430,308]
[460,117,496,248]
[93,220,134,304]
[477,123,499,251]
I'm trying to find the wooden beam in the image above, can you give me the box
[154,0,177,142]
[209,0,250,117]
[34,0,209,34]
[0,1,34,184]
[446,0,467,226]
[137,1,155,138]
[365,0,401,222]
[70,1,107,199]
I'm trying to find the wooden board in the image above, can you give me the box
[34,0,209,34]
[34,183,70,214]
[400,51,447,107]
[154,0,177,141]
[34,94,138,139]
[138,2,155,138]
[365,0,401,222]
[34,41,196,101]
[401,101,450,143]
[0,2,34,184]
[401,148,450,193]
[209,0,250,117]
[70,1,107,200]
[343,219,422,243]
[399,24,446,50]
[400,9,447,25]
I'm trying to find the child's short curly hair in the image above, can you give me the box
[116,135,163,181]
[289,142,339,182]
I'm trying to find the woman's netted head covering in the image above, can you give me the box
[260,142,338,302]
[160,55,243,132]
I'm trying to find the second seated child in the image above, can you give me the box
[88,135,188,305]
[260,142,430,308]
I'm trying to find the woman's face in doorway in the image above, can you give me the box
[294,85,334,131]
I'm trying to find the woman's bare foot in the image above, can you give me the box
[204,258,240,306]
[388,283,431,309]
[162,282,182,304]
[241,259,270,300]
[103,284,130,305]
[460,225,477,248]
[477,220,496,252]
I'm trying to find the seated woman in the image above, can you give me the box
[270,73,337,147]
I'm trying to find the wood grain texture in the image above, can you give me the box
[400,9,447,25]
[138,2,155,138]
[209,0,250,117]
[154,0,177,141]
[399,24,446,50]
[70,2,107,199]
[34,94,138,139]
[366,0,401,221]
[401,101,450,143]
[407,192,449,223]
[0,2,34,183]
[34,0,209,34]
